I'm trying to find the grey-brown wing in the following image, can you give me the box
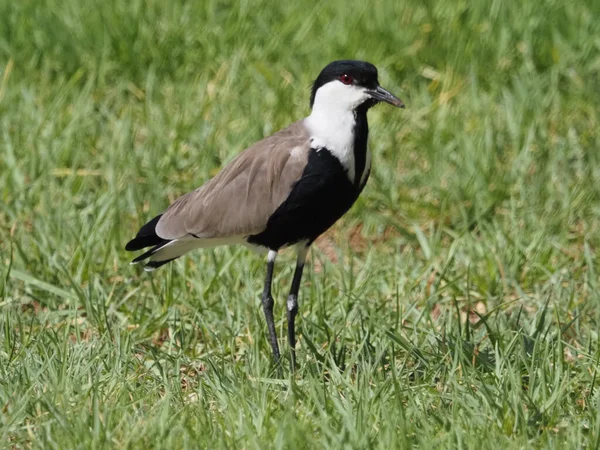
[155,121,311,240]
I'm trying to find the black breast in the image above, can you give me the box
[248,148,361,250]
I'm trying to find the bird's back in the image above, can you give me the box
[154,121,312,241]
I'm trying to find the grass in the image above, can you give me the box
[1,0,600,447]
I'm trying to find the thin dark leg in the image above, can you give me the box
[287,245,308,372]
[261,251,280,363]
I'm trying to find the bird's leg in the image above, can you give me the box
[287,245,308,372]
[262,250,281,363]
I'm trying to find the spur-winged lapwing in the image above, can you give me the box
[126,60,404,369]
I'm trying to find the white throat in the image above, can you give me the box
[304,81,371,183]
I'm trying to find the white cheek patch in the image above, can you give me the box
[312,81,370,112]
[303,80,372,184]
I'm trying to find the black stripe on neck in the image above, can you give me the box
[352,107,369,187]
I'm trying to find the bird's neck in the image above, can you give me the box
[305,106,370,185]
[353,107,371,188]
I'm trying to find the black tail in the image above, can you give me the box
[125,214,170,252]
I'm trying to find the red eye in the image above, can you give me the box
[339,74,353,85]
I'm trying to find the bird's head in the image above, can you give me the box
[310,60,404,113]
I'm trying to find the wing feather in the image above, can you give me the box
[155,121,311,240]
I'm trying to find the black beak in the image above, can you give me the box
[368,85,405,108]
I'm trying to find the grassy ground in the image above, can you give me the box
[1,0,600,448]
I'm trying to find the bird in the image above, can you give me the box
[125,60,404,370]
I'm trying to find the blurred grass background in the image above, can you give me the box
[1,0,600,448]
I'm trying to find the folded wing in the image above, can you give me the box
[155,121,311,241]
